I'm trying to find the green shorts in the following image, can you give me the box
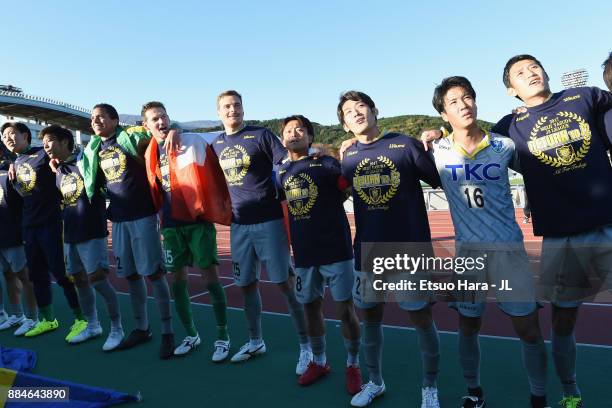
[161,223,218,272]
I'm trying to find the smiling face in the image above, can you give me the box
[441,86,478,131]
[1,126,29,154]
[143,107,170,142]
[506,59,550,101]
[217,95,244,130]
[340,99,378,136]
[91,107,119,138]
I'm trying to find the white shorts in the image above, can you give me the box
[230,219,291,287]
[294,259,354,304]
[540,224,612,307]
[112,215,163,278]
[65,238,110,275]
[0,246,27,274]
[450,246,538,317]
[352,270,434,312]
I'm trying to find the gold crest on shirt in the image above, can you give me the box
[284,173,318,219]
[527,111,591,170]
[219,145,251,186]
[60,173,84,206]
[99,146,127,183]
[15,163,36,195]
[352,155,400,209]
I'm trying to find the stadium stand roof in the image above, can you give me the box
[0,90,93,133]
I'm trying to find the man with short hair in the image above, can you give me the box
[494,55,612,408]
[277,114,362,395]
[1,122,85,340]
[142,101,231,361]
[430,76,548,408]
[339,91,443,408]
[422,55,612,408]
[0,149,38,335]
[212,90,311,374]
[41,125,124,350]
[83,104,175,358]
[602,52,612,92]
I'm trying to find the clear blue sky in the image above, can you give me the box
[4,0,611,126]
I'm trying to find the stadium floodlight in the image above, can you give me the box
[561,69,589,89]
[0,84,23,93]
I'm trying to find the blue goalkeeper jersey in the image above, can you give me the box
[431,132,523,245]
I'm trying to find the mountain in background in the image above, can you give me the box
[192,114,495,147]
[178,120,223,130]
[120,113,494,148]
[119,114,220,130]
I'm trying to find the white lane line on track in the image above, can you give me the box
[110,290,612,349]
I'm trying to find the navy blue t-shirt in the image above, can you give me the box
[56,156,108,244]
[157,143,194,229]
[212,125,287,224]
[277,155,353,268]
[492,87,612,237]
[13,147,61,227]
[341,133,441,268]
[0,163,23,248]
[98,134,157,222]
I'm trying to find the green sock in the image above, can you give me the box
[207,282,228,340]
[39,305,55,321]
[173,281,197,337]
[73,307,84,321]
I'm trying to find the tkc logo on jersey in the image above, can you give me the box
[445,163,501,181]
